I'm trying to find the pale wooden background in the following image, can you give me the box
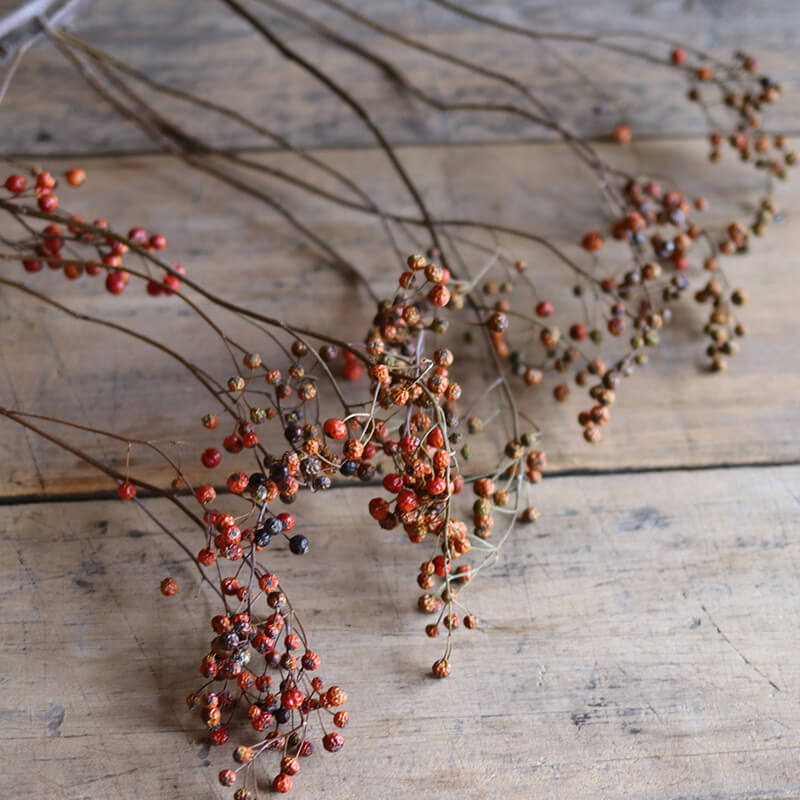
[1,1,799,798]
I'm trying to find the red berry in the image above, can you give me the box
[273,774,291,793]
[281,756,300,776]
[600,277,617,293]
[427,427,444,450]
[363,442,377,460]
[323,418,347,440]
[569,323,587,341]
[535,301,554,317]
[163,274,181,295]
[42,230,62,255]
[646,181,662,198]
[368,497,390,521]
[160,577,178,596]
[323,732,344,752]
[612,124,632,145]
[382,473,404,493]
[426,476,446,496]
[36,172,55,192]
[65,168,86,187]
[278,512,294,530]
[433,555,450,577]
[197,547,216,566]
[581,231,604,252]
[227,472,248,494]
[696,66,713,82]
[281,688,304,709]
[396,489,418,513]
[673,254,690,271]
[38,193,59,213]
[22,260,42,273]
[128,226,148,244]
[106,236,125,254]
[146,280,162,296]
[298,741,313,757]
[343,360,363,380]
[5,174,26,194]
[301,651,321,670]
[428,285,451,307]
[195,485,216,505]
[63,264,82,280]
[671,47,687,65]
[202,413,219,430]
[209,727,228,746]
[242,431,258,448]
[149,233,167,250]
[200,659,218,679]
[223,434,243,454]
[218,769,236,787]
[399,435,419,455]
[258,573,279,592]
[607,317,626,336]
[117,481,136,500]
[201,448,221,469]
[216,513,235,532]
[105,271,129,294]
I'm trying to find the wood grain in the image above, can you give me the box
[2,0,800,156]
[1,138,798,495]
[2,467,798,799]
[2,6,799,798]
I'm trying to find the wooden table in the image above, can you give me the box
[1,2,799,798]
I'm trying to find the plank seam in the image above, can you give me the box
[4,130,800,161]
[1,457,798,506]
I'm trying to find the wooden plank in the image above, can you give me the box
[1,466,799,798]
[2,0,800,155]
[1,138,798,495]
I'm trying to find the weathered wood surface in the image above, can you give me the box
[2,3,800,798]
[2,0,800,155]
[2,468,799,799]
[1,138,799,495]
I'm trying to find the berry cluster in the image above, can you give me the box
[475,88,788,446]
[571,179,751,440]
[671,49,794,178]
[186,572,348,795]
[323,253,544,675]
[3,168,182,296]
[0,60,790,786]
[0,13,795,796]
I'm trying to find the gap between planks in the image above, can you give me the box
[1,455,799,507]
[10,130,800,162]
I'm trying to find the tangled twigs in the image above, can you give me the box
[190,536,350,797]
[0,162,551,641]
[0,168,550,792]
[0,6,795,795]
[26,9,792,444]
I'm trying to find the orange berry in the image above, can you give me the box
[65,168,86,187]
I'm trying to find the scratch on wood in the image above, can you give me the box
[698,602,782,693]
